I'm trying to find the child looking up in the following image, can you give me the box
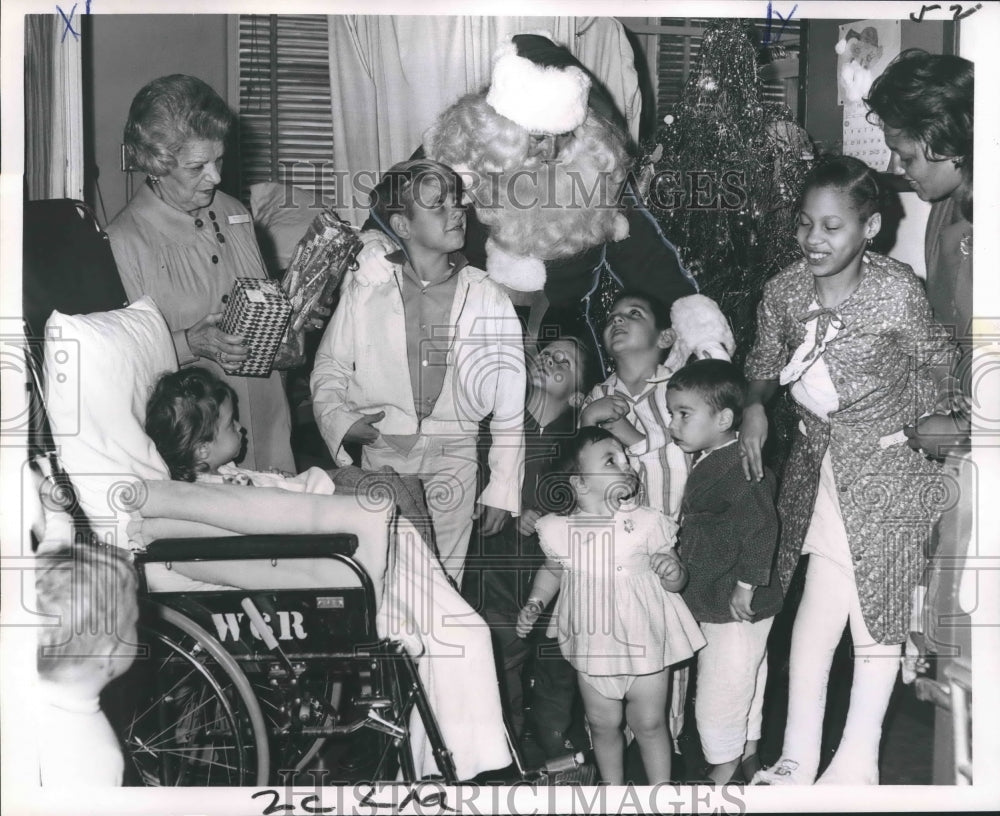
[516,426,704,784]
[579,291,688,520]
[743,155,954,785]
[666,359,782,785]
[467,337,599,757]
[36,544,139,787]
[311,160,525,583]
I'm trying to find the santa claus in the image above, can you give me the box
[422,34,724,372]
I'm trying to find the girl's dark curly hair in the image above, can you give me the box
[800,154,884,221]
[145,368,237,482]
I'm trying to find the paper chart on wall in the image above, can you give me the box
[838,19,900,171]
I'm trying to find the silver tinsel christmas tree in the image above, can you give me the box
[639,18,814,363]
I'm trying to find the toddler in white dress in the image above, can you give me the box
[516,426,704,784]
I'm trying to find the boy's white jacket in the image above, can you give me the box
[311,236,526,514]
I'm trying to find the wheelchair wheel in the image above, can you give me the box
[107,602,270,786]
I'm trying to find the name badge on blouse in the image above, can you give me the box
[228,214,251,225]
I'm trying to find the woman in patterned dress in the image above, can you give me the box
[740,156,955,785]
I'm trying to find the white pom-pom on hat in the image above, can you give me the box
[486,39,591,134]
[662,294,736,372]
[835,38,848,55]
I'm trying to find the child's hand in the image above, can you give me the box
[517,508,544,537]
[516,599,545,638]
[901,633,931,684]
[581,395,630,427]
[729,584,755,621]
[473,503,510,537]
[344,411,385,445]
[651,551,685,591]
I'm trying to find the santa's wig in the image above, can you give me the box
[424,94,630,278]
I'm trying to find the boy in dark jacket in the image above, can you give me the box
[666,359,782,785]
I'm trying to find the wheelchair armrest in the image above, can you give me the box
[136,533,359,564]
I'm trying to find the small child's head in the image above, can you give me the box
[797,155,882,280]
[145,368,245,481]
[369,159,467,257]
[36,544,139,692]
[554,425,639,513]
[602,290,676,364]
[529,336,598,408]
[666,359,747,454]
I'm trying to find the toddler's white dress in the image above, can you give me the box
[536,503,705,699]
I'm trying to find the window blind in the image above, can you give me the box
[655,17,804,122]
[237,15,335,200]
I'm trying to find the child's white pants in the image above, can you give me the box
[695,617,772,764]
[363,434,478,584]
[781,453,902,783]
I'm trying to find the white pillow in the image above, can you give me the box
[43,296,175,548]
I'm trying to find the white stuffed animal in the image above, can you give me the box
[663,294,736,372]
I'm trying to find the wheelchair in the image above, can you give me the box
[104,532,457,787]
[24,199,457,788]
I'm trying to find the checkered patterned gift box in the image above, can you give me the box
[219,278,292,377]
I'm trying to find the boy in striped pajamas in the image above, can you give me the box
[579,291,689,521]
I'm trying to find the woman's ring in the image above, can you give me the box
[217,351,225,364]
[739,448,747,457]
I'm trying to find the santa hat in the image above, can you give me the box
[486,38,591,134]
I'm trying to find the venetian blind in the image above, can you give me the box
[655,17,805,122]
[237,15,336,200]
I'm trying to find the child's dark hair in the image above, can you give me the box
[800,154,882,220]
[538,426,621,515]
[609,289,672,330]
[145,368,237,482]
[36,544,138,681]
[369,159,463,236]
[667,359,747,429]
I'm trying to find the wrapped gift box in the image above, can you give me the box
[218,278,292,377]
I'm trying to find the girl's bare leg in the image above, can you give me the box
[578,677,625,784]
[624,669,672,784]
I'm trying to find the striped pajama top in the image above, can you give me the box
[583,365,689,520]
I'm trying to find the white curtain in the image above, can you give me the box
[328,15,640,225]
[25,14,84,201]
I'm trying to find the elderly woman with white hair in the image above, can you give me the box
[107,74,294,473]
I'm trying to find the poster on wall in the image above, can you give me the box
[838,19,901,170]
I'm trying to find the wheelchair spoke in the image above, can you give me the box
[125,662,203,733]
[115,618,261,787]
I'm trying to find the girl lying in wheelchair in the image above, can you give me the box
[145,368,433,525]
[35,296,512,784]
[132,368,510,782]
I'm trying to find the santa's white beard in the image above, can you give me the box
[472,120,630,267]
